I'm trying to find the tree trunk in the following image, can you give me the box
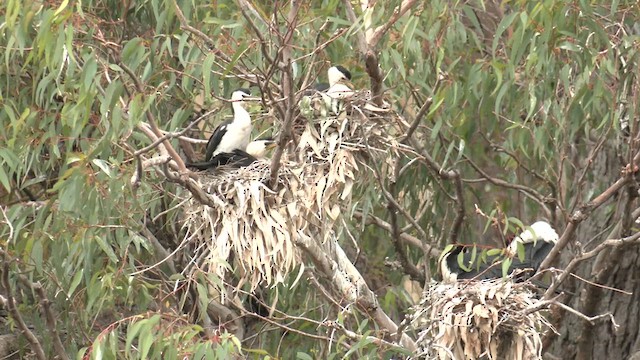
[546,141,640,359]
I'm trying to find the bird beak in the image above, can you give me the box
[265,141,278,150]
[339,78,353,88]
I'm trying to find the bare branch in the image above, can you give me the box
[295,232,417,351]
[1,253,47,360]
[543,230,640,299]
[342,0,368,54]
[352,211,441,257]
[118,62,188,172]
[368,0,418,47]
[539,175,633,271]
[134,107,222,157]
[172,0,232,63]
[270,1,301,187]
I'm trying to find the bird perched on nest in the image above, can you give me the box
[306,65,352,95]
[301,65,354,115]
[187,88,257,169]
[439,221,559,283]
[325,65,354,99]
[325,65,354,114]
[205,88,254,160]
[188,139,276,170]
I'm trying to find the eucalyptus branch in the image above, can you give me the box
[295,232,418,351]
[342,0,368,54]
[134,107,222,157]
[352,211,441,257]
[171,0,232,63]
[388,202,426,282]
[327,320,408,350]
[462,153,547,204]
[528,299,619,330]
[269,2,300,188]
[118,62,188,172]
[367,0,418,47]
[1,253,47,360]
[543,230,640,300]
[539,174,633,271]
[13,273,69,360]
[237,0,274,65]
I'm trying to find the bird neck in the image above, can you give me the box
[232,102,251,124]
[328,72,342,87]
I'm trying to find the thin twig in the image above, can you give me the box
[1,253,47,360]
[543,230,640,299]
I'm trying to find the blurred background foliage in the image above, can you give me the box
[1,0,639,358]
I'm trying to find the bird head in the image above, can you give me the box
[230,88,261,111]
[507,221,558,254]
[231,88,252,101]
[245,139,277,159]
[327,65,352,87]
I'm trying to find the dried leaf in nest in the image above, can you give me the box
[182,161,298,296]
[407,280,553,360]
[181,98,409,304]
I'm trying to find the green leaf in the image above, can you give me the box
[501,257,512,278]
[94,236,119,264]
[492,12,518,57]
[517,242,526,262]
[54,0,69,16]
[457,249,471,272]
[67,269,84,298]
[296,352,314,360]
[486,249,503,257]
[558,41,581,52]
[91,159,113,178]
[203,53,216,96]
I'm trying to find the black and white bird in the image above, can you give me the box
[203,88,254,161]
[187,139,276,170]
[439,221,559,283]
[325,65,354,100]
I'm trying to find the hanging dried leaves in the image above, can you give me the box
[181,92,402,299]
[407,280,553,360]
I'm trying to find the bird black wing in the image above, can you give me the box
[314,83,330,92]
[186,149,257,171]
[204,119,233,161]
[444,246,508,281]
[511,241,555,274]
[226,149,258,167]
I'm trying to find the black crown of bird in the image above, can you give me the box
[311,65,353,93]
[439,221,559,283]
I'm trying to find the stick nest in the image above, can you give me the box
[182,93,402,295]
[407,280,553,360]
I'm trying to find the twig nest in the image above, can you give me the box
[183,162,299,290]
[181,94,406,295]
[408,280,552,360]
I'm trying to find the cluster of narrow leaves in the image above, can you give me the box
[181,94,401,298]
[183,162,298,292]
[408,280,552,360]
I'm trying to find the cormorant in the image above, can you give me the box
[440,221,559,283]
[187,139,276,170]
[204,88,253,161]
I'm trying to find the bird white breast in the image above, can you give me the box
[213,106,252,155]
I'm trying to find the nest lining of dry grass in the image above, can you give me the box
[181,93,405,297]
[407,279,553,360]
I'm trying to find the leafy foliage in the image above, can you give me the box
[1,0,639,358]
